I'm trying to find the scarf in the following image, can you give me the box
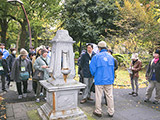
[154,58,159,64]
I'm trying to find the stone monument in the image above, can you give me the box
[37,30,87,120]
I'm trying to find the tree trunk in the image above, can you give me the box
[20,21,27,49]
[16,27,21,53]
[79,41,82,56]
[34,32,38,48]
[0,18,8,46]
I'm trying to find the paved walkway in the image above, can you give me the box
[1,81,160,120]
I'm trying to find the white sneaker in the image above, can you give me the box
[40,92,43,96]
[23,93,27,98]
[34,94,37,97]
[36,98,40,103]
[44,97,47,101]
[18,95,23,99]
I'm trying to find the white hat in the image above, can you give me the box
[131,53,139,60]
[98,41,106,48]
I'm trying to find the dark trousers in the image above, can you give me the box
[1,75,5,90]
[16,81,28,95]
[32,80,37,94]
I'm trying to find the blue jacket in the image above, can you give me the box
[80,51,96,78]
[1,49,9,59]
[90,49,115,85]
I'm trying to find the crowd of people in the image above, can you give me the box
[77,41,160,118]
[0,41,160,118]
[0,43,51,102]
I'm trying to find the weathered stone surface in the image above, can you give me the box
[48,30,76,85]
[38,30,86,120]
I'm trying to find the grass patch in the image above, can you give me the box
[114,68,147,88]
[74,65,148,89]
[84,112,96,120]
[27,110,41,120]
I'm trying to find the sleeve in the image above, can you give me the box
[6,55,11,71]
[10,60,17,80]
[33,59,44,71]
[114,58,118,71]
[146,61,151,77]
[27,60,32,77]
[89,56,96,76]
[2,59,9,74]
[80,54,84,69]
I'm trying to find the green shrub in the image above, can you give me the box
[113,53,153,69]
[75,51,79,59]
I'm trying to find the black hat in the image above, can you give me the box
[155,49,160,55]
[10,48,15,52]
[0,43,5,46]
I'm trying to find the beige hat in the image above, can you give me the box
[131,53,139,60]
[98,41,107,48]
[20,48,28,56]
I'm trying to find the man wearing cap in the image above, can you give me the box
[80,44,96,104]
[129,53,142,97]
[144,50,160,104]
[0,43,9,59]
[90,41,115,117]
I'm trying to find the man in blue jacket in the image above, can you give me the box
[80,44,96,104]
[90,41,115,117]
[0,43,9,59]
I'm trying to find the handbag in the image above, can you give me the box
[33,70,44,80]
[19,72,29,81]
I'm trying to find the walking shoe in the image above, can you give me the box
[18,95,23,99]
[129,92,135,95]
[87,97,94,101]
[44,97,47,101]
[2,89,7,92]
[108,113,113,117]
[132,93,138,97]
[36,98,40,103]
[23,93,27,98]
[144,99,149,102]
[93,111,102,117]
[80,99,87,104]
[79,91,83,95]
[153,100,159,104]
[40,92,44,96]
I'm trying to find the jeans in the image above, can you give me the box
[130,77,139,93]
[82,77,93,99]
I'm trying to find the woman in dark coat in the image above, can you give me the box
[11,48,31,99]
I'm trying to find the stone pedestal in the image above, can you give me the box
[38,80,87,120]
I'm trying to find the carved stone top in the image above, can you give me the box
[51,30,73,43]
